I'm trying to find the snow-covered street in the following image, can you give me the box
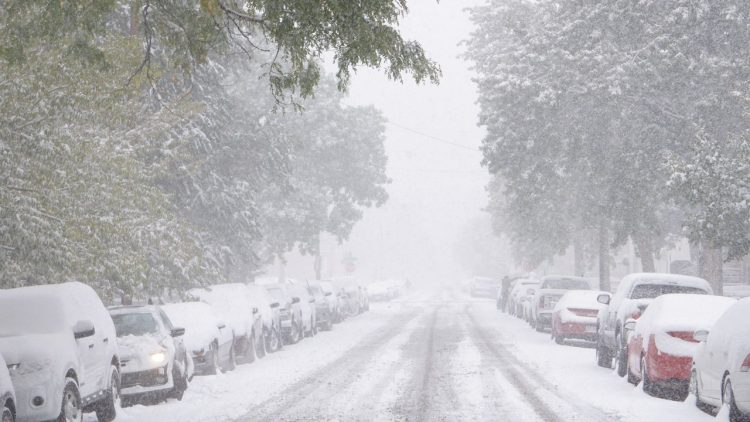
[94,290,729,422]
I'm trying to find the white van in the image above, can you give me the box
[0,282,120,421]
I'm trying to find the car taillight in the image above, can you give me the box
[741,354,750,372]
[668,331,698,343]
[568,308,598,317]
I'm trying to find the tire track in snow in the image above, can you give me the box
[466,308,621,422]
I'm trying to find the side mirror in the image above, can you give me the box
[292,297,301,304]
[217,322,226,330]
[324,292,332,297]
[252,307,259,314]
[270,302,280,309]
[73,320,96,339]
[597,294,611,305]
[694,329,709,342]
[171,327,186,337]
[623,319,637,331]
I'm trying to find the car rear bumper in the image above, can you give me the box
[557,322,598,340]
[648,350,691,382]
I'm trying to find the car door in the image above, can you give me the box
[160,309,186,368]
[73,313,107,397]
[701,327,724,400]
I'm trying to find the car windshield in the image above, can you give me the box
[630,284,708,300]
[0,295,66,337]
[542,279,589,290]
[112,312,159,337]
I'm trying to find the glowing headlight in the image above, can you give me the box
[150,351,167,365]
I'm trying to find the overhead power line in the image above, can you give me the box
[386,121,480,152]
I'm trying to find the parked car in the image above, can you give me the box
[625,294,735,399]
[595,273,712,377]
[319,281,343,323]
[469,277,502,298]
[368,279,405,301]
[188,283,265,363]
[334,281,364,317]
[307,281,334,331]
[246,283,283,353]
[263,283,304,344]
[550,290,610,345]
[691,297,750,420]
[161,302,235,375]
[288,283,317,337]
[508,278,540,318]
[532,276,592,332]
[109,305,190,403]
[0,354,16,422]
[0,282,120,422]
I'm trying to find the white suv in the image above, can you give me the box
[0,282,121,422]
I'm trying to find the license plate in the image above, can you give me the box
[585,325,596,333]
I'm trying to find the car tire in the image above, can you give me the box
[596,342,613,369]
[57,377,83,422]
[311,317,317,336]
[2,402,13,422]
[723,377,748,422]
[256,331,267,359]
[554,334,564,345]
[95,365,120,422]
[207,342,220,375]
[641,356,654,396]
[267,325,281,352]
[616,334,628,377]
[627,358,639,386]
[225,341,237,372]
[171,355,189,401]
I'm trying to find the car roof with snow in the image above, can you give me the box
[634,293,736,334]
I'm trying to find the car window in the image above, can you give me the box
[159,309,174,330]
[542,279,589,290]
[630,284,708,300]
[112,312,160,337]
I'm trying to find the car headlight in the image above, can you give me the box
[6,363,20,372]
[150,351,167,365]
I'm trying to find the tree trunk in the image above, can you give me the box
[313,235,322,280]
[598,221,611,292]
[573,233,585,277]
[633,233,656,273]
[699,245,723,295]
[277,254,286,283]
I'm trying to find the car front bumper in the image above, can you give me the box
[120,364,173,397]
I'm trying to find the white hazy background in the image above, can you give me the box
[280,0,494,286]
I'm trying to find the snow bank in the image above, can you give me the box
[161,303,222,352]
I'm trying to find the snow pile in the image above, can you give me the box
[188,283,255,338]
[634,294,736,357]
[161,302,222,352]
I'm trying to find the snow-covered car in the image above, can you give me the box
[595,273,712,376]
[469,277,501,298]
[246,283,283,353]
[550,290,610,344]
[307,281,334,331]
[0,282,120,422]
[188,283,265,363]
[288,283,317,337]
[161,302,235,375]
[263,283,304,344]
[508,278,540,318]
[319,281,343,323]
[625,294,735,399]
[532,276,592,332]
[0,354,16,422]
[691,297,750,420]
[368,281,395,301]
[109,305,190,403]
[334,281,365,317]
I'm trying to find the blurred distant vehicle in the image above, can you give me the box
[531,276,593,332]
[246,283,283,353]
[109,305,190,403]
[691,297,750,420]
[551,290,610,344]
[508,279,540,318]
[0,354,15,422]
[263,283,304,344]
[368,279,406,302]
[0,282,121,422]
[319,281,343,323]
[333,280,365,317]
[595,273,712,377]
[626,294,735,400]
[288,282,317,337]
[307,281,334,331]
[188,284,265,363]
[161,302,235,375]
[469,277,501,298]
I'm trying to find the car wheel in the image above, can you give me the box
[723,377,748,422]
[267,326,281,352]
[627,357,639,386]
[256,331,267,359]
[95,365,120,422]
[171,355,189,401]
[57,377,82,422]
[225,341,237,372]
[207,342,220,375]
[616,334,628,377]
[311,317,318,336]
[288,320,300,344]
[2,401,14,422]
[554,334,564,345]
[641,356,654,396]
[596,341,613,369]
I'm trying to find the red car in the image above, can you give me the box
[625,294,735,400]
[550,290,610,344]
